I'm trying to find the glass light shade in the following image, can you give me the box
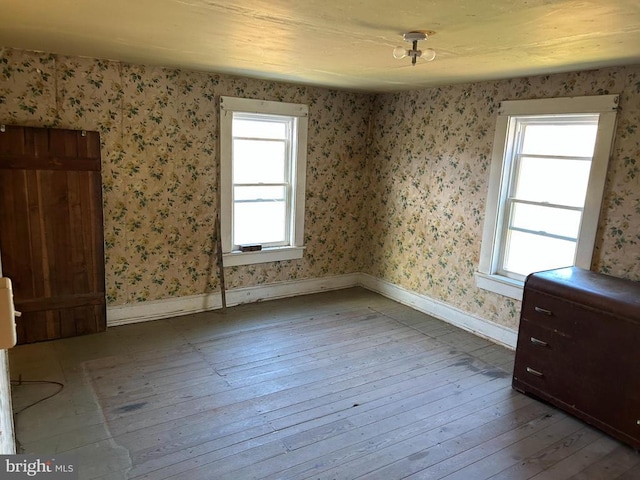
[420,48,436,61]
[393,46,408,59]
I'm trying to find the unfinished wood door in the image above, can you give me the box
[0,126,106,343]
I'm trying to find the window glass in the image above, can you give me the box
[520,122,598,157]
[232,139,287,184]
[498,116,602,279]
[232,120,290,247]
[509,203,582,239]
[234,200,287,245]
[233,118,287,139]
[503,231,576,277]
[234,185,286,202]
[230,113,294,248]
[513,156,591,206]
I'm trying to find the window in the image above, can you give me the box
[477,95,618,300]
[220,97,308,266]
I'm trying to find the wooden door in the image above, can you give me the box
[0,126,106,343]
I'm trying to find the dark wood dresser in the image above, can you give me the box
[513,266,640,449]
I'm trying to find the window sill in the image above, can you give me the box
[222,246,305,267]
[475,272,524,301]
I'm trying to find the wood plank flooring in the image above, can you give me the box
[8,287,639,479]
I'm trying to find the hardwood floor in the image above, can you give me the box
[8,288,639,479]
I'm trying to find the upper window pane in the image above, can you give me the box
[233,139,286,184]
[233,117,288,139]
[520,120,598,157]
[513,156,591,207]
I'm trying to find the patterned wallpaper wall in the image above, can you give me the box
[0,48,373,305]
[365,66,640,328]
[1,47,638,331]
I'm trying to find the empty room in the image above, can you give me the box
[0,1,639,479]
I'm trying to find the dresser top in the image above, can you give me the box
[525,267,640,321]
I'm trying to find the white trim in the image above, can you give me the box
[0,350,15,454]
[474,272,523,301]
[223,246,305,267]
[226,272,359,306]
[107,292,221,326]
[499,95,618,115]
[220,97,309,117]
[292,115,308,247]
[575,109,618,267]
[359,274,518,349]
[107,273,360,327]
[479,114,510,276]
[219,104,233,254]
[0,258,15,454]
[106,273,517,349]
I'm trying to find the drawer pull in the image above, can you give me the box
[534,306,553,316]
[526,367,544,377]
[530,337,548,347]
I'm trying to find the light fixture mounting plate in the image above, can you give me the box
[402,30,436,42]
[403,32,426,42]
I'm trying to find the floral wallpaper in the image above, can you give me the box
[1,46,638,331]
[365,66,640,328]
[0,47,373,305]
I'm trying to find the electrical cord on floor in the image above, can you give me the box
[10,376,65,415]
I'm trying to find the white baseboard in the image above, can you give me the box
[107,292,221,327]
[107,273,361,327]
[225,272,361,306]
[107,271,517,349]
[359,274,517,349]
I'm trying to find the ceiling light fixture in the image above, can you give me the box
[393,31,436,66]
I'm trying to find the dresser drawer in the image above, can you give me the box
[520,290,601,337]
[513,319,578,401]
[514,319,558,363]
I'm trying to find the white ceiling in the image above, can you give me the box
[1,0,639,92]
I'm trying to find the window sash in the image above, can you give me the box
[505,199,583,242]
[231,118,295,249]
[495,115,598,281]
[498,198,583,280]
[232,183,291,248]
[232,137,289,184]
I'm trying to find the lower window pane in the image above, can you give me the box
[510,203,581,239]
[234,201,286,245]
[503,230,576,277]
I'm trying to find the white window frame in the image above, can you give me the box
[220,97,308,267]
[476,95,619,300]
[231,112,294,251]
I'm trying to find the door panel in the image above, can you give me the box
[0,126,106,343]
